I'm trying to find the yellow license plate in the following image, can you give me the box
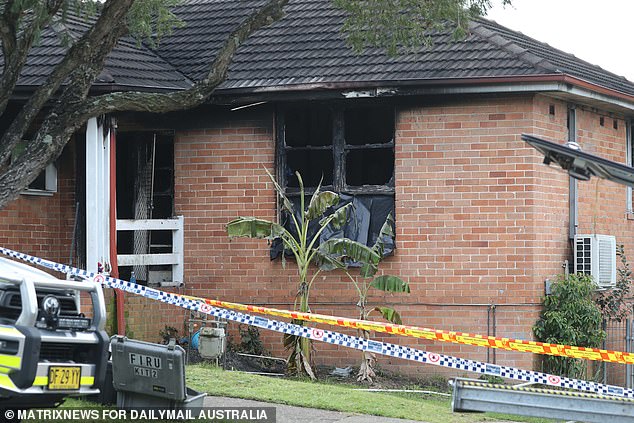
[48,366,81,390]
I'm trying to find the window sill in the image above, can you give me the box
[21,189,55,197]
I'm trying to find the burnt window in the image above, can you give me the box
[284,106,334,188]
[276,103,396,253]
[279,103,395,193]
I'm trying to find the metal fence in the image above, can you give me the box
[600,314,633,389]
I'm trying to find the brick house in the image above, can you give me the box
[2,0,634,379]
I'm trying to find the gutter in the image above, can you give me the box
[212,74,634,112]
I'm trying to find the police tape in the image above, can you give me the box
[0,247,634,372]
[186,297,633,364]
[1,245,633,401]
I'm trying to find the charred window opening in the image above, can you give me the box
[284,106,333,188]
[276,103,395,253]
[344,106,394,187]
[116,131,174,284]
[279,103,395,193]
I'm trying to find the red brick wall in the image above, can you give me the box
[4,94,631,382]
[0,139,76,265]
[124,95,632,378]
[575,107,633,246]
[127,96,547,375]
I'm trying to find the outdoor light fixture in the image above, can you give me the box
[522,134,634,188]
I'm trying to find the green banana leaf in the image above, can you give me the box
[319,238,381,268]
[370,275,410,293]
[371,213,395,256]
[372,306,403,325]
[319,202,352,229]
[226,217,286,240]
[312,249,347,272]
[264,167,294,213]
[307,190,340,220]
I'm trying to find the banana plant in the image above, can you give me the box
[226,169,350,379]
[320,214,410,382]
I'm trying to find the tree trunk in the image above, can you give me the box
[0,0,289,210]
[357,301,376,383]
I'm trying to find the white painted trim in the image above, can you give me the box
[85,118,99,273]
[115,216,184,285]
[103,127,111,270]
[85,118,110,273]
[116,218,182,231]
[172,215,184,284]
[45,162,57,192]
[117,253,180,266]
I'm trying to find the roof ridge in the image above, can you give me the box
[468,19,557,74]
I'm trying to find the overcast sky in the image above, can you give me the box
[486,0,634,82]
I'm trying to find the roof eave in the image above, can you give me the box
[213,74,634,113]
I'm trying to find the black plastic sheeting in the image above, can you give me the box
[270,194,395,260]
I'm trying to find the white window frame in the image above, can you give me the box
[13,140,58,196]
[21,162,58,196]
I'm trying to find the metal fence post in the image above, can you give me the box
[628,317,633,390]
[602,319,607,384]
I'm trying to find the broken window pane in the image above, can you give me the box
[276,103,396,255]
[280,103,395,191]
[344,105,394,188]
[286,149,334,188]
[285,106,332,147]
[344,106,394,146]
[284,105,334,188]
[346,148,394,186]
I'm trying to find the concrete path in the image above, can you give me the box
[205,395,422,423]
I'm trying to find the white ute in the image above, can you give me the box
[0,257,108,409]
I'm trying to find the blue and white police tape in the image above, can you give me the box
[1,246,632,400]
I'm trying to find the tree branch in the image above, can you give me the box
[0,15,130,208]
[0,0,19,59]
[78,0,288,120]
[0,0,133,165]
[0,0,65,116]
[0,0,288,209]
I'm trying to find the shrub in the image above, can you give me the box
[533,273,606,379]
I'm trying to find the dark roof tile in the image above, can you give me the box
[6,10,192,90]
[159,0,627,96]
[4,0,634,98]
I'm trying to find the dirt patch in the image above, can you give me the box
[188,348,451,392]
[223,350,287,375]
[315,365,451,392]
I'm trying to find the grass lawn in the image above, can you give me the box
[21,364,561,423]
[186,364,561,423]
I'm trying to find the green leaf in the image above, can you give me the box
[321,202,352,229]
[313,250,347,272]
[307,191,340,221]
[264,167,294,213]
[372,213,395,256]
[372,306,402,325]
[360,263,376,278]
[370,275,410,293]
[226,217,284,240]
[320,238,380,268]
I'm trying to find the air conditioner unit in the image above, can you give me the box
[573,234,616,288]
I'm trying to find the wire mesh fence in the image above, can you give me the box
[599,312,633,388]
